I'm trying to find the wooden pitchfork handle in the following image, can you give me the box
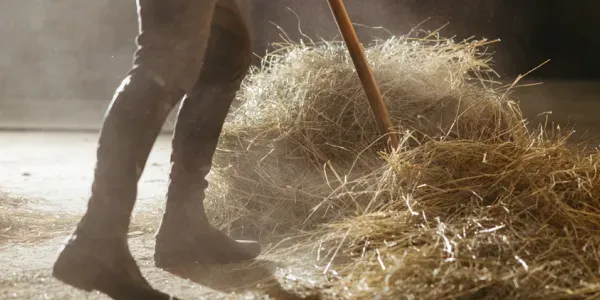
[326,0,399,151]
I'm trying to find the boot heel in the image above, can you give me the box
[52,247,99,292]
[154,250,193,269]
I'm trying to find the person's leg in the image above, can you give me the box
[153,0,259,268]
[52,0,217,298]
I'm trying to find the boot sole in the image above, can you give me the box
[154,251,207,269]
[154,249,258,269]
[53,247,179,300]
[153,233,261,268]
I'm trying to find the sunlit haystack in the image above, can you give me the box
[225,34,522,163]
[203,30,600,299]
[300,132,600,299]
[208,32,523,239]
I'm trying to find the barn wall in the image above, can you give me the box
[0,0,536,104]
[1,0,600,134]
[3,0,597,103]
[0,0,137,102]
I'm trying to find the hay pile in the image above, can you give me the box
[206,31,600,299]
[210,32,522,238]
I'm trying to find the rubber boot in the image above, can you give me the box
[154,19,260,268]
[52,71,183,300]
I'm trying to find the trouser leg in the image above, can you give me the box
[52,0,218,298]
[154,1,260,267]
[78,0,220,239]
[167,1,252,211]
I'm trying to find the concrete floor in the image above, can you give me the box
[0,131,173,213]
[0,131,299,300]
[513,79,600,145]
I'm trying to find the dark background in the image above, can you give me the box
[251,0,600,80]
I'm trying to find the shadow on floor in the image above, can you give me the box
[163,259,321,299]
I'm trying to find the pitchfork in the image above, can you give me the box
[327,0,399,151]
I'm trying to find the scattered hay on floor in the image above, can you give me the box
[0,194,164,244]
[203,27,600,299]
[0,194,77,244]
[295,131,600,299]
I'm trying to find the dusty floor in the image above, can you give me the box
[0,234,317,299]
[0,131,173,213]
[2,79,600,299]
[0,132,317,299]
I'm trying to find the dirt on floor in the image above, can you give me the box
[0,132,324,300]
[0,233,320,300]
[0,195,324,300]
